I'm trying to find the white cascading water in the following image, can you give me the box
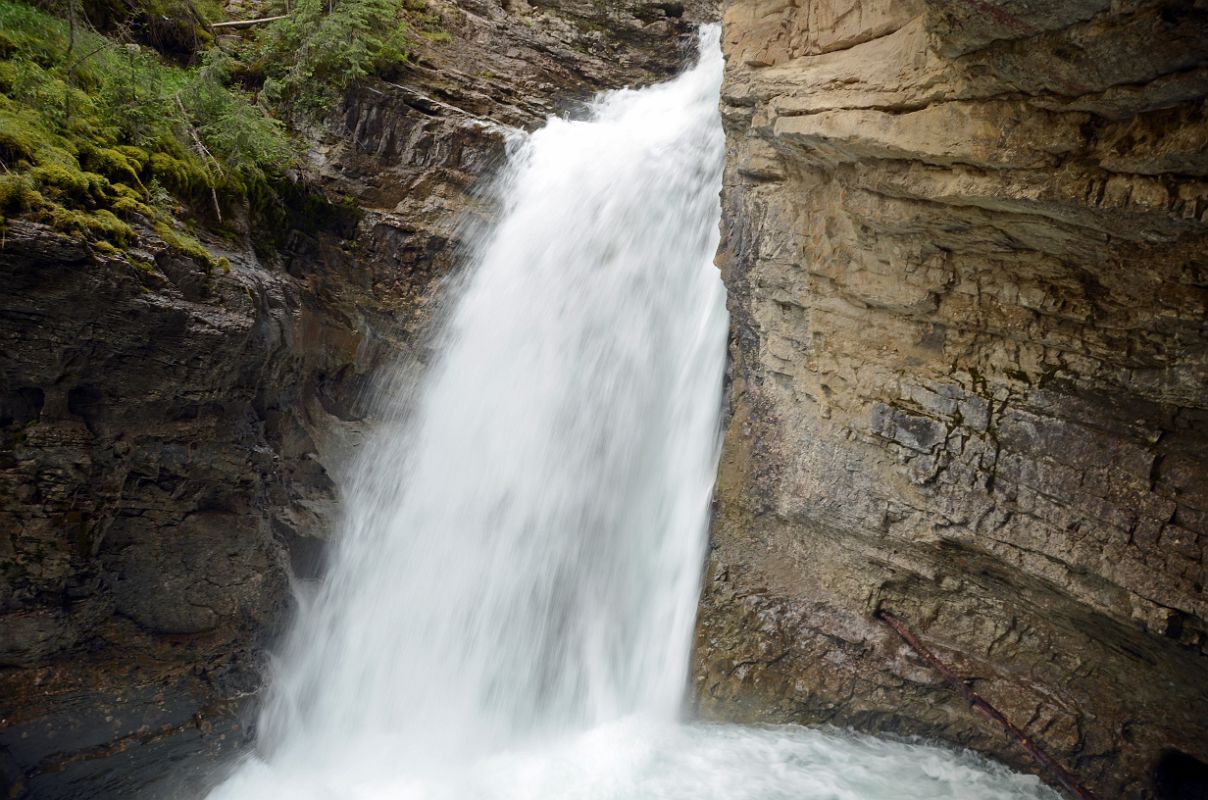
[209,27,1058,800]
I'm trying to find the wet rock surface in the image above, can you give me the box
[693,1,1208,798]
[0,2,714,797]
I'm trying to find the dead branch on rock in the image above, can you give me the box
[210,15,289,29]
[874,608,1101,800]
[173,94,223,222]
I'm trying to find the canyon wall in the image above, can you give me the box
[694,1,1208,797]
[0,3,711,797]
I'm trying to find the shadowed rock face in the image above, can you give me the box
[693,1,1208,797]
[0,2,715,797]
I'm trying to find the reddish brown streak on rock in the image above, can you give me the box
[876,609,1100,800]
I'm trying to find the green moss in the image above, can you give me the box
[0,105,42,165]
[30,163,110,205]
[0,171,41,214]
[147,151,208,195]
[43,205,134,242]
[89,239,121,257]
[130,254,158,274]
[110,183,156,218]
[155,219,211,263]
[0,0,293,249]
[79,143,146,187]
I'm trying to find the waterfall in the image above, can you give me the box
[209,27,1058,800]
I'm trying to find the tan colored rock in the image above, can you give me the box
[696,1,1208,797]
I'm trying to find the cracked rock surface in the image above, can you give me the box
[0,2,714,797]
[692,1,1208,798]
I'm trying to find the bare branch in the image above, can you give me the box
[875,609,1102,800]
[210,15,290,29]
[173,94,224,223]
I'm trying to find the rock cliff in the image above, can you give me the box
[694,1,1208,798]
[0,2,711,797]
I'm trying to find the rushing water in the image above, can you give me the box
[208,27,1057,800]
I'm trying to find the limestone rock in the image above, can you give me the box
[695,1,1208,798]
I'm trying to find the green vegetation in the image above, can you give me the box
[0,0,445,260]
[0,0,290,258]
[249,0,411,115]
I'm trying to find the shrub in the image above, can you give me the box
[251,0,410,114]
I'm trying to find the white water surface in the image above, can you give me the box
[208,27,1057,800]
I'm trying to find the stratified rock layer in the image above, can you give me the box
[694,2,1208,798]
[0,2,713,797]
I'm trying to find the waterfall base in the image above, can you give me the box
[212,720,1057,800]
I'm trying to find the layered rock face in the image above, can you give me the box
[0,2,711,797]
[694,2,1208,798]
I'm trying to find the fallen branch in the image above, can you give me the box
[874,609,1101,800]
[173,94,223,223]
[210,14,289,29]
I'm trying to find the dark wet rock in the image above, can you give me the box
[0,1,717,797]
